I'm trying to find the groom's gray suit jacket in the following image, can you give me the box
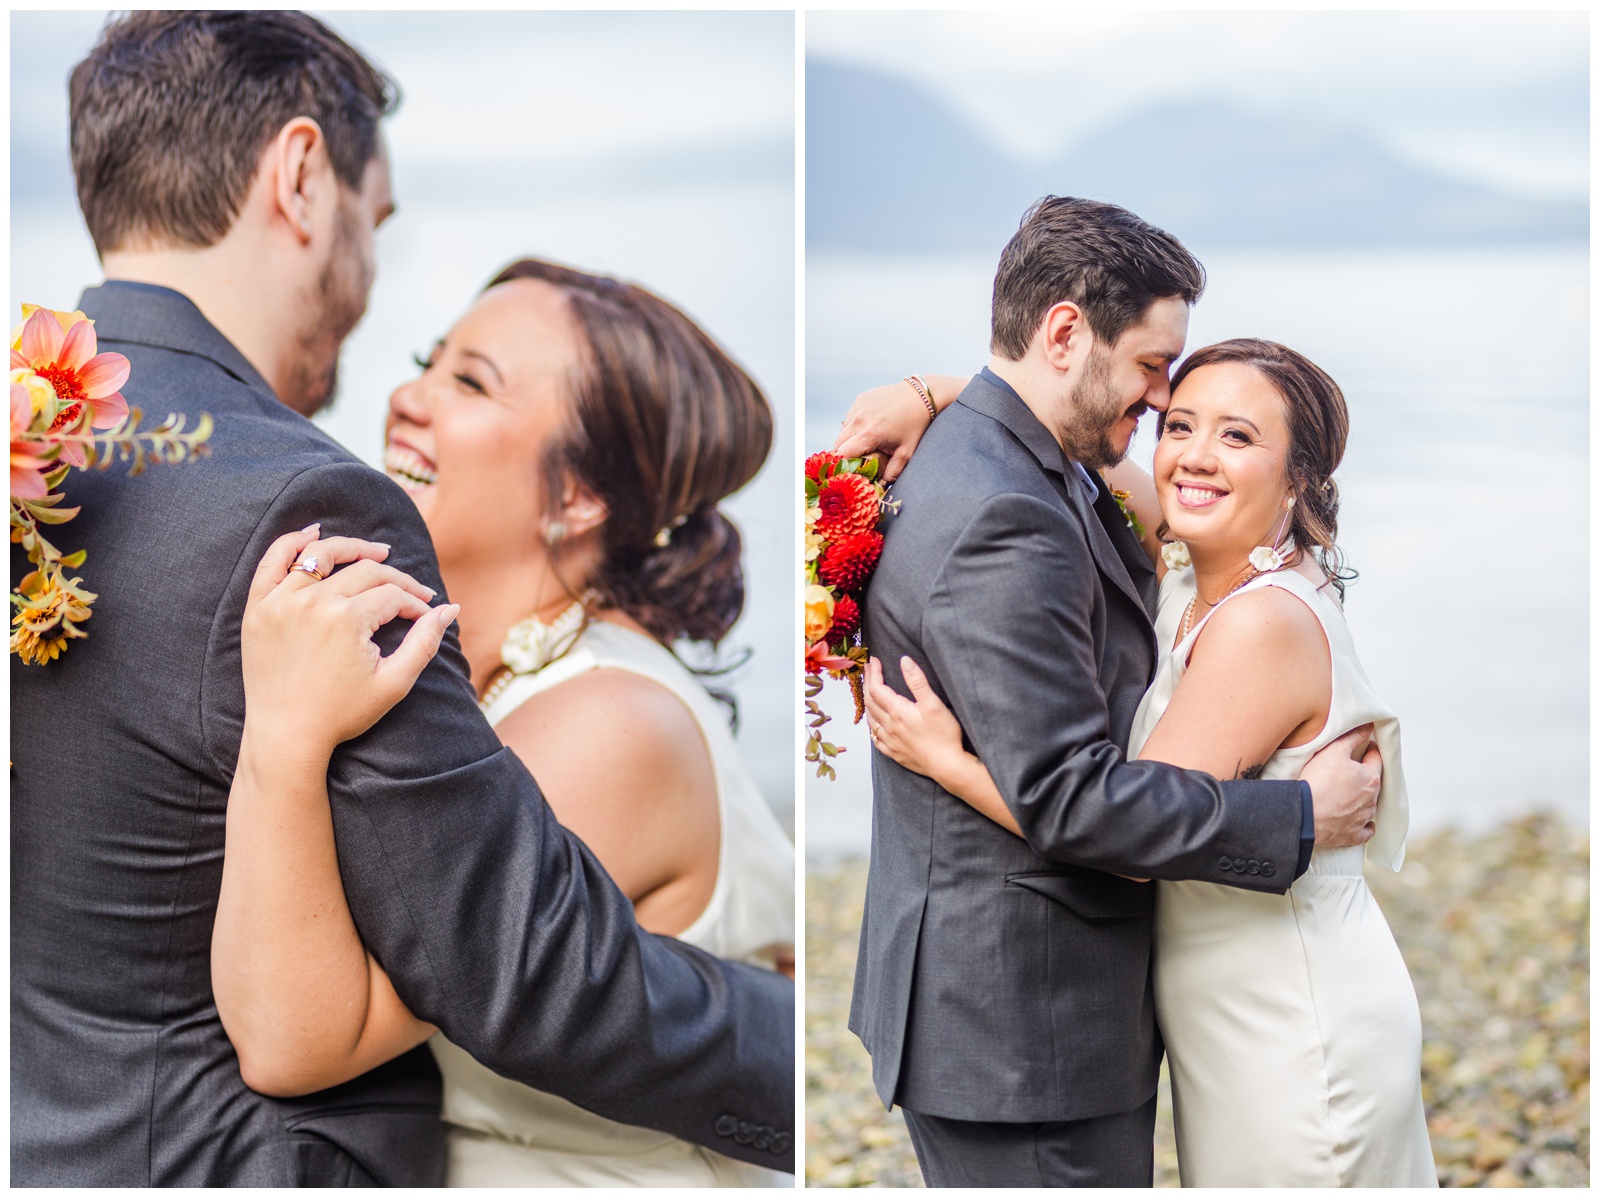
[849,370,1305,1124]
[10,282,793,1185]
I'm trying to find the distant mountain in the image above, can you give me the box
[805,59,1033,252]
[807,59,1588,252]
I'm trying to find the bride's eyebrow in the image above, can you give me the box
[460,349,505,387]
[1219,415,1262,434]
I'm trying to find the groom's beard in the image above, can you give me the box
[1058,345,1137,470]
[283,203,369,417]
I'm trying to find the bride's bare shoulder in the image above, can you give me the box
[1189,582,1330,695]
[494,668,713,797]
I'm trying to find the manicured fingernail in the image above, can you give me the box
[424,587,437,599]
[374,542,390,551]
[301,522,321,534]
[441,603,461,624]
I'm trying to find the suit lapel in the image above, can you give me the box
[1087,472,1160,618]
[957,374,1153,623]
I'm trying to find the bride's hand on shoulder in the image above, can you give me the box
[834,374,969,482]
[864,655,970,783]
[241,525,459,758]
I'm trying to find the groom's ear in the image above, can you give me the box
[269,117,331,246]
[1041,300,1086,371]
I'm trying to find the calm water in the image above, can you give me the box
[805,247,1589,857]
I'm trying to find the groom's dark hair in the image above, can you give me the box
[991,196,1204,359]
[69,10,398,256]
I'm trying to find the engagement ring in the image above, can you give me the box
[291,555,326,581]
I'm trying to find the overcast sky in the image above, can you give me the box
[12,10,794,195]
[808,10,1589,201]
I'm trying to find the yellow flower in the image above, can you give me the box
[804,503,824,564]
[11,305,92,352]
[10,568,94,665]
[11,367,57,418]
[804,584,836,643]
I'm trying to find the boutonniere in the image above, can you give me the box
[1109,488,1144,539]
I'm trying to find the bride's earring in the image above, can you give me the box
[1248,496,1295,573]
[544,519,567,546]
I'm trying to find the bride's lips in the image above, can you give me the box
[385,439,437,492]
[1174,481,1227,509]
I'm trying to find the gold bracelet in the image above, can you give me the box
[905,374,937,421]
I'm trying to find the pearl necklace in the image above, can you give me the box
[1179,569,1261,641]
[477,590,597,712]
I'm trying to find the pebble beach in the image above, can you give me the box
[804,814,1589,1187]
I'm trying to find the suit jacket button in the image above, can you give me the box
[715,1115,738,1137]
[736,1120,757,1145]
[771,1132,792,1155]
[1217,855,1232,871]
[1234,858,1248,872]
[1247,859,1260,875]
[1261,862,1276,877]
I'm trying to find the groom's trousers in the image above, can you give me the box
[900,1094,1158,1188]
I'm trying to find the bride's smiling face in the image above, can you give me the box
[384,279,582,571]
[1154,360,1295,560]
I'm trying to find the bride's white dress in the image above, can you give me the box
[428,620,795,1187]
[1129,565,1436,1187]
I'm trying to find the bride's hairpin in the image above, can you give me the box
[653,513,688,548]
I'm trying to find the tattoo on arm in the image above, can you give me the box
[1235,760,1267,781]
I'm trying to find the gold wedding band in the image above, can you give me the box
[291,555,327,581]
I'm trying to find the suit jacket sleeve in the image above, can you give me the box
[917,491,1302,893]
[202,461,794,1171]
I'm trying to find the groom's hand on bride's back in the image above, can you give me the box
[1299,725,1382,848]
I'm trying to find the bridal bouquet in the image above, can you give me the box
[10,304,213,664]
[803,451,892,780]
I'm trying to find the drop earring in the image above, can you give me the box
[1248,496,1295,572]
[544,520,567,546]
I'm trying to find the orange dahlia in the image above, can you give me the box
[818,530,883,592]
[815,471,879,539]
[804,450,842,481]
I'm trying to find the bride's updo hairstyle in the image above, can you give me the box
[1164,338,1358,596]
[487,259,772,646]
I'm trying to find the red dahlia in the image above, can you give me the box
[826,592,860,643]
[815,471,879,539]
[804,451,842,481]
[818,530,883,592]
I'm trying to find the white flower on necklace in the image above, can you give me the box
[1249,544,1287,572]
[500,589,598,676]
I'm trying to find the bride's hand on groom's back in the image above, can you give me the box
[240,525,460,758]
